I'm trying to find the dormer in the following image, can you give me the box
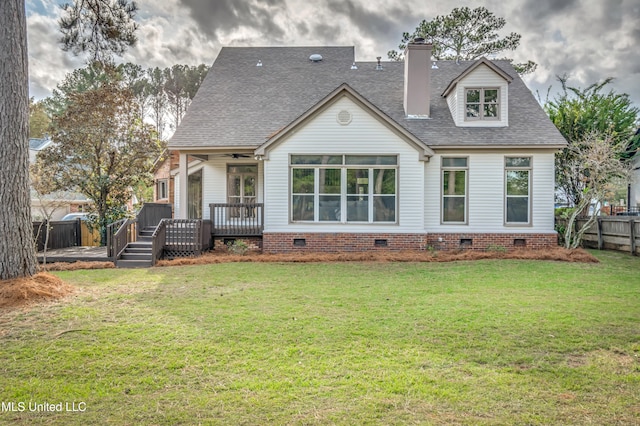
[441,58,513,128]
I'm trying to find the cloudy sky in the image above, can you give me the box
[26,0,640,107]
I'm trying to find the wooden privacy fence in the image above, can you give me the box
[33,219,100,251]
[80,221,101,246]
[566,217,640,255]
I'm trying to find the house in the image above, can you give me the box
[628,129,640,211]
[29,138,92,221]
[153,150,177,206]
[630,154,640,211]
[168,42,567,252]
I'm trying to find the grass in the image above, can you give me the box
[1,250,639,425]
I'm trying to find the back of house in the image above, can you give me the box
[168,41,567,252]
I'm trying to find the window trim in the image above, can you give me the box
[504,156,532,226]
[440,156,469,225]
[464,87,500,121]
[289,154,398,224]
[156,178,168,200]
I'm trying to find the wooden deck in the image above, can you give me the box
[38,246,111,263]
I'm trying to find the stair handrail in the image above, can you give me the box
[109,218,136,261]
[151,219,168,266]
[107,218,126,258]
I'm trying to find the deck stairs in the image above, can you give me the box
[115,226,156,268]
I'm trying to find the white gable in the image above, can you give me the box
[446,63,509,128]
[263,95,426,233]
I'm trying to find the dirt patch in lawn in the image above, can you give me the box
[41,261,115,271]
[0,273,75,309]
[157,247,599,267]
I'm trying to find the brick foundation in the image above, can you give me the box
[423,233,557,251]
[262,232,557,253]
[214,236,263,251]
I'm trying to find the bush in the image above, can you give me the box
[226,239,249,255]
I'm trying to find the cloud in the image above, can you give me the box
[23,0,640,107]
[325,0,412,41]
[176,0,288,43]
[27,12,84,99]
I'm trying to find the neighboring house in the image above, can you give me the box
[168,42,567,252]
[630,153,640,209]
[153,150,177,206]
[629,129,640,210]
[29,137,92,221]
[153,150,203,211]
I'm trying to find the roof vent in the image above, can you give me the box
[309,54,323,62]
[337,110,352,125]
[256,60,262,67]
[432,61,438,69]
[376,56,383,71]
[350,62,358,70]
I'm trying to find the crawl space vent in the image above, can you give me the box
[337,110,352,125]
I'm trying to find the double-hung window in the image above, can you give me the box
[291,155,397,223]
[465,88,499,120]
[441,157,468,223]
[505,157,531,224]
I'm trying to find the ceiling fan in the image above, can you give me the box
[224,153,252,159]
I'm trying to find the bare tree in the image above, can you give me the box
[562,133,632,249]
[30,161,77,265]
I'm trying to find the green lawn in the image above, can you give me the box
[1,250,639,425]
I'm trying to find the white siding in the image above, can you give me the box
[264,95,425,233]
[446,90,457,123]
[448,64,509,127]
[175,159,263,220]
[425,150,556,233]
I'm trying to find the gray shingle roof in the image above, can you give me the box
[169,46,567,150]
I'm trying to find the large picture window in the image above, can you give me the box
[441,157,468,223]
[291,155,397,223]
[505,157,531,224]
[465,88,499,120]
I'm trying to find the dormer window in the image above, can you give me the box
[465,88,499,120]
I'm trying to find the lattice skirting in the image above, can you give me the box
[163,246,203,259]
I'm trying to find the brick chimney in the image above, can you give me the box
[404,39,432,118]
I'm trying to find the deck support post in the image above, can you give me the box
[630,218,637,256]
[178,152,188,219]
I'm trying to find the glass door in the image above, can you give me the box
[187,169,202,219]
[227,165,257,218]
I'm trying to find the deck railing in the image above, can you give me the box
[163,219,203,258]
[137,202,173,231]
[209,203,264,236]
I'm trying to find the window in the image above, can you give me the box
[465,88,499,120]
[156,179,168,200]
[291,155,397,223]
[505,157,531,224]
[441,157,468,223]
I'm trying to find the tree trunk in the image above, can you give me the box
[0,0,38,280]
